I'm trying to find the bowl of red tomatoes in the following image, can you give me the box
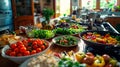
[80,30,120,61]
[1,38,50,64]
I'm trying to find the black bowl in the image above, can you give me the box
[80,30,120,61]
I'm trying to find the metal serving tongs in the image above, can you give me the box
[61,51,76,61]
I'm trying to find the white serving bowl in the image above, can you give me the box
[1,40,50,64]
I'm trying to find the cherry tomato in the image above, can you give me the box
[10,51,16,56]
[16,41,24,46]
[6,49,12,55]
[37,39,43,45]
[10,44,17,49]
[22,39,28,47]
[20,47,27,53]
[14,48,19,53]
[41,45,45,50]
[24,51,30,56]
[18,44,25,49]
[31,50,36,55]
[32,41,37,46]
[33,44,38,49]
[36,48,41,53]
[17,53,23,56]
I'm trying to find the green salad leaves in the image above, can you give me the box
[28,29,55,39]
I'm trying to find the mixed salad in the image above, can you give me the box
[53,35,80,47]
[82,32,120,45]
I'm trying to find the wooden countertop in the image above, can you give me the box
[0,32,86,67]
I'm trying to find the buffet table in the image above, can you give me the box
[0,19,119,67]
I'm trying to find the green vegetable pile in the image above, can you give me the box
[28,29,55,39]
[58,57,86,67]
[54,28,84,35]
[55,35,79,46]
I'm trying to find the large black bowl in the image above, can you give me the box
[80,30,120,61]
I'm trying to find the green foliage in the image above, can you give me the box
[116,6,120,11]
[29,29,55,39]
[42,8,54,21]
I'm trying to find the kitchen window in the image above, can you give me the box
[81,0,96,9]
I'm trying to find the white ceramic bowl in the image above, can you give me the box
[1,40,50,64]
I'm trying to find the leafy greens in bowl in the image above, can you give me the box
[27,29,55,39]
[54,28,84,35]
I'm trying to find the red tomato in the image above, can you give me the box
[41,45,45,50]
[18,44,25,49]
[6,49,12,55]
[17,53,23,56]
[20,47,27,53]
[16,41,24,46]
[10,51,16,56]
[10,44,17,49]
[31,50,36,55]
[36,48,41,53]
[22,39,28,47]
[24,51,30,56]
[14,48,19,53]
[32,41,37,46]
[33,44,38,49]
[37,39,43,45]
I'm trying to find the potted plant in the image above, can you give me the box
[42,8,54,24]
[114,6,120,12]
